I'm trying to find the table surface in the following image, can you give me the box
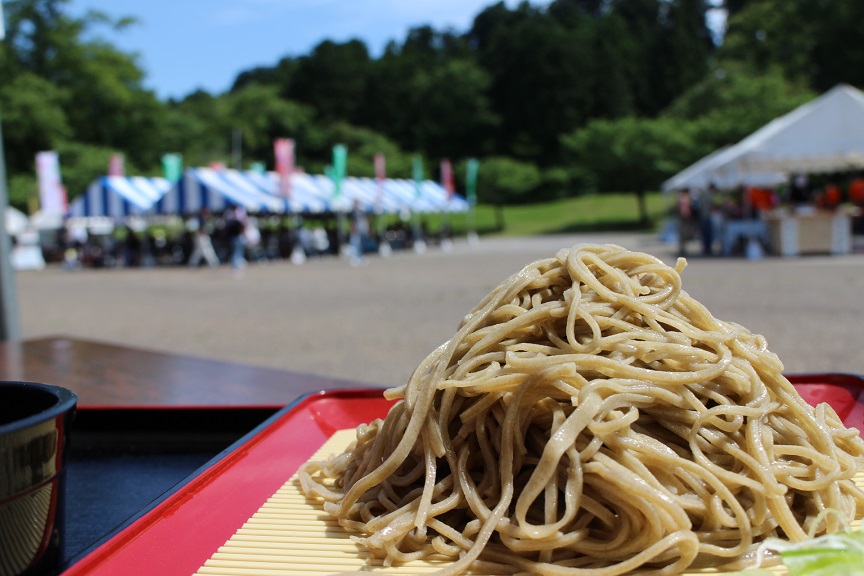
[0,335,377,407]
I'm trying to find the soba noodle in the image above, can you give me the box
[299,243,864,575]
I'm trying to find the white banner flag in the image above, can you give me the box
[35,151,67,215]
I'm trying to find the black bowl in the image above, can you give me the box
[0,381,77,576]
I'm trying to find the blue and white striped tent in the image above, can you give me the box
[271,172,332,213]
[148,167,471,216]
[381,179,470,213]
[154,168,287,215]
[417,180,471,213]
[305,175,358,213]
[384,179,440,213]
[302,175,468,214]
[341,177,409,213]
[67,176,171,218]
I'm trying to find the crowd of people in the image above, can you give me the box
[675,173,864,257]
[52,205,449,270]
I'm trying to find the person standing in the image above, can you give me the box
[123,223,141,267]
[348,200,368,266]
[188,209,220,267]
[677,188,698,257]
[224,206,247,271]
[699,184,719,256]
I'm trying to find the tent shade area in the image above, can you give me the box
[664,84,864,191]
[68,176,172,218]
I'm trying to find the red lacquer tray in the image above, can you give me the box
[60,375,864,576]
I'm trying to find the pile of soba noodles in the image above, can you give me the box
[299,244,864,575]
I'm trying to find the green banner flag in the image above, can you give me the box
[161,153,183,181]
[331,144,347,198]
[412,155,424,199]
[465,158,479,207]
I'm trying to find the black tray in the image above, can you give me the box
[62,406,281,569]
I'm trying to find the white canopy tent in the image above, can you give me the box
[662,146,786,192]
[5,207,29,236]
[663,84,864,191]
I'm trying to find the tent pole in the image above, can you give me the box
[0,107,21,341]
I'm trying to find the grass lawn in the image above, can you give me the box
[417,191,674,237]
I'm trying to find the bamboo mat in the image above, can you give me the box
[195,430,864,576]
[195,430,443,575]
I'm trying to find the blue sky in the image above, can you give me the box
[66,0,525,101]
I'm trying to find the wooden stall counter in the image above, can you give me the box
[765,209,853,257]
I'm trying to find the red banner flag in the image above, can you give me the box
[108,153,125,176]
[441,158,455,198]
[374,153,386,182]
[374,153,386,212]
[274,138,295,197]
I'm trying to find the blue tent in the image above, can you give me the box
[154,168,287,215]
[262,172,332,213]
[301,175,469,214]
[67,176,170,218]
[417,180,471,213]
[150,167,471,216]
[380,179,470,214]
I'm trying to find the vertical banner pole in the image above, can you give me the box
[0,105,20,340]
[465,158,479,245]
[411,155,426,253]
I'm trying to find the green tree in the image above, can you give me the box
[718,0,815,84]
[650,0,715,111]
[809,1,864,91]
[400,25,472,63]
[1,0,169,194]
[662,65,814,155]
[357,47,416,152]
[406,58,498,158]
[475,7,594,163]
[474,156,542,229]
[476,156,542,204]
[56,140,125,201]
[168,90,232,167]
[231,56,299,96]
[562,116,695,223]
[721,0,864,92]
[0,72,71,175]
[359,27,478,156]
[317,123,412,178]
[220,84,319,169]
[583,12,637,119]
[57,42,166,169]
[288,39,371,124]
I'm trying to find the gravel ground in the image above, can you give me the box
[14,232,864,388]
